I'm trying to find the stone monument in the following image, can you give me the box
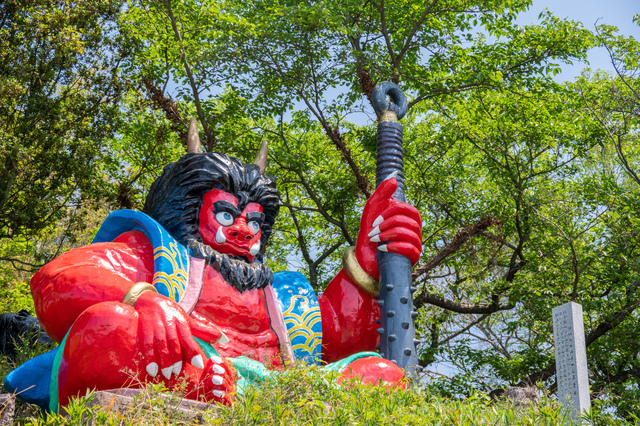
[552,302,590,424]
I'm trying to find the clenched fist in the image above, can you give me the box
[355,176,423,280]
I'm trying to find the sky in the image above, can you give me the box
[520,0,638,80]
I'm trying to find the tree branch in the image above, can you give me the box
[0,256,43,271]
[395,0,439,65]
[585,279,640,347]
[415,292,514,314]
[375,0,398,69]
[413,215,503,280]
[142,78,188,146]
[165,0,215,150]
[438,313,490,346]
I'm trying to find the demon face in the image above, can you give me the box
[198,189,265,262]
[143,151,279,292]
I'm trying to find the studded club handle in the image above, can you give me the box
[372,82,419,380]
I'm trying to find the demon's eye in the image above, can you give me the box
[215,212,234,226]
[247,220,260,234]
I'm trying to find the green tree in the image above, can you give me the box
[566,20,640,419]
[0,0,131,269]
[122,0,593,282]
[42,0,640,418]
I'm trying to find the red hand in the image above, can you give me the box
[354,177,423,280]
[135,291,223,380]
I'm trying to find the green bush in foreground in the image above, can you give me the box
[7,364,625,425]
[211,367,564,426]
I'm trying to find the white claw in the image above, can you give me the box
[372,215,384,228]
[249,241,261,256]
[146,362,159,378]
[171,361,182,376]
[213,390,225,398]
[368,226,381,237]
[191,355,204,370]
[215,227,226,244]
[212,375,224,385]
[210,355,223,364]
[370,235,381,243]
[378,244,389,252]
[383,171,399,181]
[212,364,225,375]
[161,366,172,380]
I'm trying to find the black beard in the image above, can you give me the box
[186,240,273,293]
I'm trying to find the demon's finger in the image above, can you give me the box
[379,203,421,227]
[189,315,224,344]
[164,319,183,377]
[153,323,173,381]
[368,215,422,239]
[372,174,398,201]
[140,317,159,378]
[378,242,421,265]
[370,227,422,250]
[176,317,205,369]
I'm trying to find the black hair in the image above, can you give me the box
[143,152,280,263]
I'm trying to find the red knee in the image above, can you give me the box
[59,302,141,405]
[338,356,407,389]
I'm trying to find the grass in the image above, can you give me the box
[210,366,567,426]
[4,365,625,425]
[0,340,628,425]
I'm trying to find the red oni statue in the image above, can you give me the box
[5,132,422,411]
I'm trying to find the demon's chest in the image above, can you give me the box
[194,264,271,333]
[192,266,324,365]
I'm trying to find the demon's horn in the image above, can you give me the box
[187,117,201,153]
[253,140,268,175]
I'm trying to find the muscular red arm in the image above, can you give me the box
[31,230,154,342]
[318,177,423,363]
[318,270,380,363]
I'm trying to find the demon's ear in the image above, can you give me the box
[253,140,268,175]
[187,117,202,153]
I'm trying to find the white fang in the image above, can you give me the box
[215,227,226,244]
[249,241,261,256]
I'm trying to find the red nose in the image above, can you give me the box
[226,217,252,245]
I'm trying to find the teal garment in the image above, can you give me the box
[195,337,273,394]
[322,351,382,373]
[48,331,70,412]
[195,336,381,394]
[227,357,274,394]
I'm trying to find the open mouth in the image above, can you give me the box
[214,227,261,261]
[218,241,258,263]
